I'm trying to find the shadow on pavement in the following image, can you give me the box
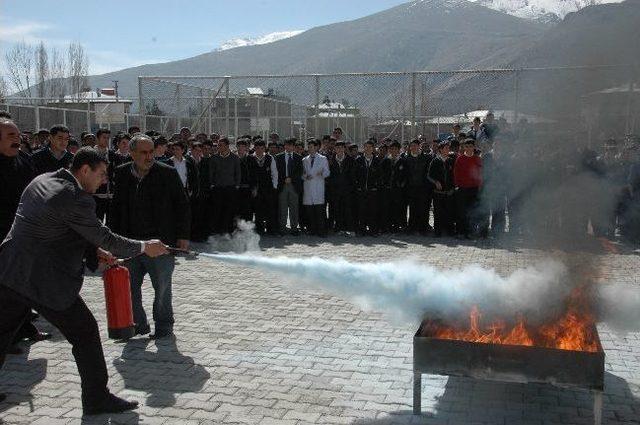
[0,344,47,415]
[353,372,640,424]
[113,336,210,408]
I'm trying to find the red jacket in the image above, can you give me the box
[454,155,482,188]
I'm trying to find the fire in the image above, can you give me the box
[422,286,598,352]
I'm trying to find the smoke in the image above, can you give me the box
[202,219,260,253]
[597,284,640,332]
[203,253,574,326]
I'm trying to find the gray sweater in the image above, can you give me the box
[209,153,241,188]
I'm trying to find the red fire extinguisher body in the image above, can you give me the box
[103,265,136,340]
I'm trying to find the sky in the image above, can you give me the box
[0,0,408,76]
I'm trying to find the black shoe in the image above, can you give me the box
[83,393,138,415]
[28,332,52,342]
[290,230,300,236]
[135,324,151,336]
[0,393,6,403]
[149,330,174,340]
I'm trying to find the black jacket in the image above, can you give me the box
[353,155,383,192]
[404,152,432,188]
[32,148,73,175]
[109,161,191,247]
[169,157,200,197]
[0,151,36,240]
[0,169,141,311]
[328,155,355,194]
[275,151,303,194]
[428,155,455,193]
[379,156,408,190]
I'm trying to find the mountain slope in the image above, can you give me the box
[470,0,625,23]
[88,0,544,98]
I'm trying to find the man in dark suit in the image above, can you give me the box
[274,138,303,235]
[354,140,383,236]
[110,134,191,340]
[0,144,168,413]
[0,120,51,350]
[327,141,355,234]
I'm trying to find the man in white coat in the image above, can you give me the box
[302,139,330,236]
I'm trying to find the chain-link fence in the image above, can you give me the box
[2,66,637,144]
[139,66,638,144]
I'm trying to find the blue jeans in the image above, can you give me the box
[126,254,175,333]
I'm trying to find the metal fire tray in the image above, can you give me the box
[413,321,605,424]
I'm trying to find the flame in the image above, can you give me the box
[422,286,598,352]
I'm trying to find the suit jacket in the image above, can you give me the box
[328,155,355,195]
[109,161,191,247]
[0,151,36,239]
[353,155,383,192]
[0,169,142,311]
[275,151,303,194]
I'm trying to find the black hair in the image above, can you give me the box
[50,125,70,136]
[128,126,140,134]
[70,147,108,172]
[254,140,266,147]
[390,141,401,149]
[307,138,320,147]
[96,128,111,138]
[364,140,375,147]
[218,137,230,146]
[0,111,11,119]
[284,138,297,145]
[335,141,346,147]
[67,138,79,148]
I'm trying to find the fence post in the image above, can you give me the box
[234,97,239,139]
[176,84,182,133]
[225,77,230,137]
[275,98,279,135]
[86,101,91,132]
[63,109,67,127]
[514,70,520,127]
[138,76,146,132]
[314,75,320,139]
[35,106,40,130]
[411,72,417,139]
[625,65,635,136]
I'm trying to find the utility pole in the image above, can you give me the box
[112,80,119,101]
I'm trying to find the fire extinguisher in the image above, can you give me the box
[103,265,136,340]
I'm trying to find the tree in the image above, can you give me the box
[4,41,33,97]
[0,76,8,102]
[49,47,67,100]
[68,42,89,101]
[34,41,49,99]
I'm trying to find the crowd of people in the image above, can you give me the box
[4,110,640,245]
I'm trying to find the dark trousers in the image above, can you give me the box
[253,188,277,234]
[433,192,455,236]
[377,188,391,233]
[406,186,428,232]
[305,204,326,236]
[94,196,110,224]
[211,186,237,234]
[389,188,407,232]
[236,187,253,223]
[456,187,480,237]
[357,190,378,234]
[126,255,176,333]
[191,192,210,241]
[0,286,110,405]
[329,189,354,232]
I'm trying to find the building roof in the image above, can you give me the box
[61,91,132,104]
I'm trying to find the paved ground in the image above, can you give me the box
[1,234,640,424]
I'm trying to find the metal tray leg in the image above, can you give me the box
[593,390,603,425]
[413,372,422,415]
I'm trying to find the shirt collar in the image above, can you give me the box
[65,169,84,191]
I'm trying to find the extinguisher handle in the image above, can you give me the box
[168,247,200,258]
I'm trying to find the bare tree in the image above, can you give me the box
[0,76,8,102]
[68,42,89,101]
[34,41,49,99]
[49,47,67,100]
[4,41,33,97]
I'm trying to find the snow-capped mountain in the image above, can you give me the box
[216,30,305,51]
[468,0,624,23]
